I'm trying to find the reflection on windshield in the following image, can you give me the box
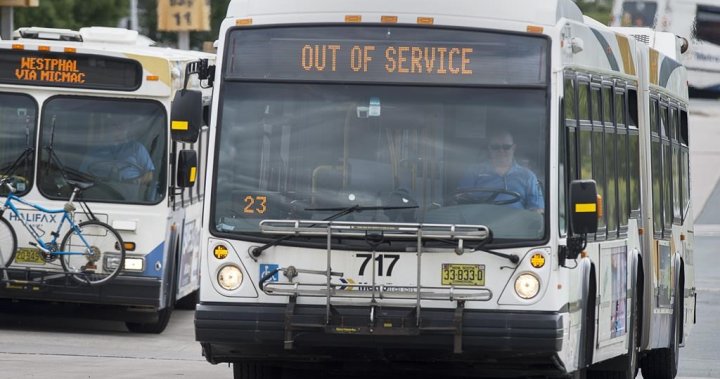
[621,1,658,27]
[37,97,166,204]
[213,83,548,243]
[0,92,37,196]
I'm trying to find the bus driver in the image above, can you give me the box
[456,129,544,213]
[81,121,154,185]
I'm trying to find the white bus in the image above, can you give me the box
[611,0,720,95]
[190,1,696,377]
[0,27,213,333]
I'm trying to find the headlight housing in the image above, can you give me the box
[514,273,540,299]
[102,253,122,273]
[217,264,243,291]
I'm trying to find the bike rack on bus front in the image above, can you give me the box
[0,266,97,291]
[257,220,494,353]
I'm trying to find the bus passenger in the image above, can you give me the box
[456,129,544,212]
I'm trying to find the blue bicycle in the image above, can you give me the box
[0,176,126,286]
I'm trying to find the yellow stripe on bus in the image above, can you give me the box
[171,121,188,131]
[649,49,659,85]
[190,167,197,183]
[615,34,636,76]
[575,203,597,213]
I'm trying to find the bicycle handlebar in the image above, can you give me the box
[0,177,16,194]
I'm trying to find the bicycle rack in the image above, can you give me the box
[0,266,96,291]
[257,220,494,354]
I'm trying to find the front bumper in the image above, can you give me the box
[0,269,161,308]
[196,302,566,376]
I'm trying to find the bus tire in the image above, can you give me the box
[640,272,682,379]
[233,362,281,379]
[125,305,173,334]
[587,287,639,379]
[0,216,17,268]
[175,290,198,310]
[125,241,179,334]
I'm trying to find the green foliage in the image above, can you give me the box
[140,0,230,49]
[14,0,130,30]
[12,0,229,50]
[9,1,614,49]
[575,1,613,25]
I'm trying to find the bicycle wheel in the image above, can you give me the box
[0,217,17,268]
[60,220,125,286]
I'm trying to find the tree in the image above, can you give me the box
[13,0,229,51]
[575,0,613,25]
[139,0,230,50]
[14,0,129,30]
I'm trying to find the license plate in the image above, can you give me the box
[441,264,485,286]
[14,247,45,265]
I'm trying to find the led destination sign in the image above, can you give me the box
[225,26,548,85]
[0,50,142,90]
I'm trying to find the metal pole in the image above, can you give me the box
[1,7,13,40]
[178,31,190,50]
[130,0,139,31]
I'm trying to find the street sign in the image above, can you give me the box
[157,0,211,32]
[0,0,38,6]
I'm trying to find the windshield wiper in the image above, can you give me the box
[250,204,419,257]
[1,115,35,179]
[433,230,519,264]
[471,231,520,264]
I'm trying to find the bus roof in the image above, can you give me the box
[0,27,213,97]
[8,27,211,62]
[226,0,585,26]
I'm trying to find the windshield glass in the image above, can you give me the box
[212,26,549,244]
[0,92,37,196]
[37,97,167,204]
[621,1,658,27]
[214,83,547,242]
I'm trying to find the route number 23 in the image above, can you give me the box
[243,195,267,214]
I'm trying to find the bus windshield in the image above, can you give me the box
[620,1,658,27]
[37,97,167,204]
[213,26,549,244]
[0,92,37,196]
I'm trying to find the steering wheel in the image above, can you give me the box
[454,187,522,206]
[86,160,147,182]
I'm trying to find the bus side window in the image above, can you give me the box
[627,88,640,216]
[680,110,690,220]
[603,85,617,239]
[615,90,629,231]
[650,98,663,237]
[591,83,606,239]
[561,75,578,236]
[671,107,681,223]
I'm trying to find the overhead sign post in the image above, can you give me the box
[0,0,39,40]
[157,0,210,50]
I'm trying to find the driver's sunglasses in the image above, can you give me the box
[489,143,514,151]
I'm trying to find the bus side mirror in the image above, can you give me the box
[176,150,198,188]
[569,179,599,236]
[562,180,599,262]
[171,90,203,143]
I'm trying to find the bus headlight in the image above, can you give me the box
[514,273,540,299]
[218,265,243,291]
[103,253,122,273]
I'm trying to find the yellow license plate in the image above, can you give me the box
[14,247,45,265]
[441,264,485,286]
